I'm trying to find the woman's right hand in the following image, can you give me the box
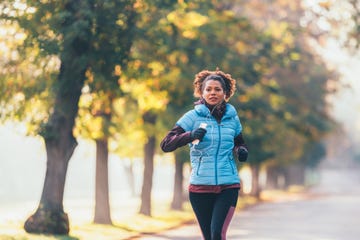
[191,128,207,141]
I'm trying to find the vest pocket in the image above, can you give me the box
[196,156,203,176]
[228,154,236,174]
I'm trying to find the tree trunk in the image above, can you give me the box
[24,59,86,234]
[171,151,185,210]
[23,133,76,234]
[250,164,261,198]
[94,139,112,224]
[139,135,156,216]
[284,162,306,188]
[24,2,92,234]
[139,112,157,216]
[266,165,282,189]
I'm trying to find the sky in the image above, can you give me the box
[321,39,360,143]
[302,0,360,142]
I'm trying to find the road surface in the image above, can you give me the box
[131,168,360,240]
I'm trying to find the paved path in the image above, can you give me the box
[132,168,360,240]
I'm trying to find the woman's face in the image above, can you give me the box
[202,80,225,106]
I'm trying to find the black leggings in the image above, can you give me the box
[189,188,239,240]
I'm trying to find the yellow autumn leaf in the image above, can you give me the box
[235,41,248,54]
[266,21,289,40]
[290,52,301,60]
[318,0,331,10]
[148,61,165,76]
[284,112,292,120]
[89,116,104,139]
[273,43,286,54]
[167,10,208,39]
[138,90,168,112]
[167,11,208,29]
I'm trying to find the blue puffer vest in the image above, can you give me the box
[176,103,242,185]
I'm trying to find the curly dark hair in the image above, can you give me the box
[193,69,237,101]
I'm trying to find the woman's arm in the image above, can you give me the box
[234,133,247,150]
[234,133,248,162]
[160,125,192,152]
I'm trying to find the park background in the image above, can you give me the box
[1,0,360,239]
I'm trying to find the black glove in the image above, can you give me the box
[191,128,207,141]
[237,146,248,162]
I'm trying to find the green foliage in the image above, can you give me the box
[113,0,338,168]
[0,0,338,169]
[303,141,327,168]
[0,19,55,133]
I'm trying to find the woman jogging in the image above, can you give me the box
[160,69,248,240]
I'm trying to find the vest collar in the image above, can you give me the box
[194,103,237,119]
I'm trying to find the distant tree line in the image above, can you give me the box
[0,0,343,235]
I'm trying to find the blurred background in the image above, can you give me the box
[1,0,360,238]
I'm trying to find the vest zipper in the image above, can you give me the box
[215,123,221,185]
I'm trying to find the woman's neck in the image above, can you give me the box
[201,99,226,123]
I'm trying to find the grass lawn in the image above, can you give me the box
[0,189,304,240]
[0,201,195,240]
